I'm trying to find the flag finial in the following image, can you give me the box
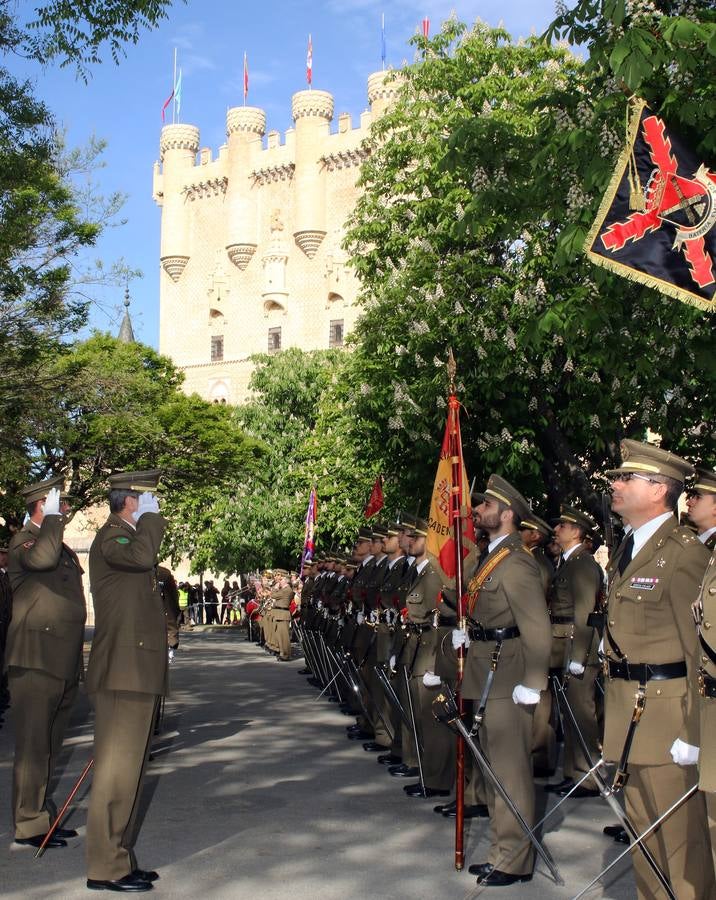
[447,348,457,392]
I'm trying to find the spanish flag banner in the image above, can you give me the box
[585,98,715,312]
[426,395,476,587]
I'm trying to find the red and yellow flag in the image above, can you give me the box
[426,396,476,587]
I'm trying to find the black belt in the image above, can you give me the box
[699,670,716,698]
[469,625,520,642]
[606,659,687,681]
[550,615,573,625]
[408,622,432,633]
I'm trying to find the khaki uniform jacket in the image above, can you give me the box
[6,516,86,681]
[548,545,602,669]
[532,548,554,598]
[86,512,168,696]
[377,557,410,611]
[404,562,444,675]
[602,516,709,766]
[271,585,293,621]
[364,556,389,612]
[695,549,716,792]
[462,532,551,700]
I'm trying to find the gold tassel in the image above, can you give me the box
[626,99,645,211]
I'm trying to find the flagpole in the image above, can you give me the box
[447,349,466,871]
[381,13,385,71]
[172,47,177,125]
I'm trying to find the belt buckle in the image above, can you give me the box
[603,656,612,680]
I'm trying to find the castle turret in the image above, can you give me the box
[291,90,334,259]
[225,107,266,271]
[159,124,201,282]
[367,69,403,119]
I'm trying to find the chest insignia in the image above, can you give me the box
[630,576,659,590]
[656,557,666,568]
[114,536,131,545]
[22,540,35,550]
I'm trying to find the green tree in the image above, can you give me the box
[343,17,715,521]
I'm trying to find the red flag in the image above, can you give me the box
[161,88,174,123]
[364,476,384,519]
[422,17,430,38]
[243,52,249,102]
[426,396,476,586]
[306,34,313,86]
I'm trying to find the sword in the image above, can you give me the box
[433,689,564,886]
[571,784,697,900]
[373,663,416,738]
[551,675,676,900]
[35,758,94,858]
[403,665,426,795]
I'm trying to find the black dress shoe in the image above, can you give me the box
[389,765,419,778]
[345,723,362,732]
[306,678,321,687]
[297,668,311,675]
[613,828,629,844]
[434,801,455,815]
[468,862,494,877]
[377,753,401,765]
[556,785,600,798]
[54,827,79,838]
[603,823,623,837]
[544,778,573,794]
[15,834,66,849]
[132,870,159,883]
[477,868,532,886]
[444,803,489,819]
[346,730,373,741]
[532,766,556,778]
[362,742,386,752]
[87,873,153,892]
[404,783,450,798]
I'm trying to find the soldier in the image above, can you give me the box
[157,565,180,656]
[519,513,554,596]
[271,569,294,662]
[454,475,551,887]
[603,440,713,900]
[85,470,167,892]
[544,506,603,798]
[0,544,11,723]
[5,476,85,849]
[693,542,716,877]
[687,468,716,550]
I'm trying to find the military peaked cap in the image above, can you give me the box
[108,469,162,492]
[20,475,64,505]
[553,504,598,535]
[606,439,693,483]
[693,468,716,495]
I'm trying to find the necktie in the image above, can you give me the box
[617,533,634,576]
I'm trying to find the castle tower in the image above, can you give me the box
[225,107,266,272]
[157,123,201,282]
[291,89,334,259]
[367,69,403,118]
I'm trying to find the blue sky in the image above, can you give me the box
[12,1,560,348]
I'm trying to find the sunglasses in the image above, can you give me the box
[608,472,660,485]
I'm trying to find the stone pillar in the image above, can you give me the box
[367,70,403,119]
[159,124,200,282]
[291,89,334,259]
[225,106,266,271]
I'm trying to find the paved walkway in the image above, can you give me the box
[0,630,635,899]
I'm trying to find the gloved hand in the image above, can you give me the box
[356,612,365,625]
[389,655,396,670]
[42,487,62,517]
[512,684,540,706]
[451,628,470,650]
[22,512,30,526]
[316,600,323,611]
[568,661,585,677]
[670,738,699,766]
[132,492,160,521]
[423,671,442,688]
[168,648,175,664]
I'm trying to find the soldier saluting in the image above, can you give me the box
[85,470,167,893]
[6,476,86,849]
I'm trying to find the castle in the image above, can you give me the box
[153,70,400,404]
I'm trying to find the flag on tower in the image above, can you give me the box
[243,52,249,102]
[381,13,386,68]
[161,86,174,123]
[422,16,430,39]
[174,69,183,118]
[585,98,715,312]
[306,34,313,86]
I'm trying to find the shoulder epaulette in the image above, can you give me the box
[669,526,698,546]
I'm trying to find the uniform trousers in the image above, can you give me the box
[531,688,557,774]
[481,698,535,876]
[86,690,158,881]
[415,678,454,790]
[274,614,291,660]
[562,665,601,789]
[624,763,714,900]
[9,665,78,838]
[706,792,716,879]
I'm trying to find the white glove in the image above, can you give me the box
[168,648,175,664]
[132,492,160,521]
[42,487,62,517]
[317,600,323,610]
[423,671,442,687]
[451,628,470,650]
[598,637,605,656]
[22,512,30,526]
[389,655,396,670]
[568,661,585,676]
[512,684,540,706]
[670,738,699,766]
[356,611,364,625]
